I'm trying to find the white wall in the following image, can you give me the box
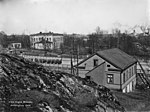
[78,54,137,92]
[121,64,137,93]
[30,35,63,50]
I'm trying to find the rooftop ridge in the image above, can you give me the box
[96,48,137,70]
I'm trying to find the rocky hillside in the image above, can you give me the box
[0,53,125,112]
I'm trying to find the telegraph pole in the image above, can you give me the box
[76,45,79,76]
[70,35,74,75]
[117,29,121,49]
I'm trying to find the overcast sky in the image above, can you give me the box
[0,0,149,34]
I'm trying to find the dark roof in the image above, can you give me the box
[76,48,137,70]
[30,32,63,36]
[96,48,137,70]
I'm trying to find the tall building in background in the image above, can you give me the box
[30,32,63,50]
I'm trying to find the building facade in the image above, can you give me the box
[30,32,63,50]
[76,48,137,93]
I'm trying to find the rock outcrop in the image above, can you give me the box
[0,53,125,112]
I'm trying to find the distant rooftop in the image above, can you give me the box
[30,32,64,36]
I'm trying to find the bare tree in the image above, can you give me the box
[95,26,101,34]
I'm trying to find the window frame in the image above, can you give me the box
[129,68,131,78]
[134,65,136,74]
[107,74,114,84]
[123,73,126,83]
[107,64,111,67]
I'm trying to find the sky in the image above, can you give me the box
[0,0,149,34]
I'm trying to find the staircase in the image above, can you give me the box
[137,61,150,88]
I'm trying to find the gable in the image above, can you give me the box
[77,54,104,70]
[77,54,119,71]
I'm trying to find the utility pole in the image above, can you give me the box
[117,30,120,49]
[92,35,95,54]
[117,36,119,48]
[70,51,73,74]
[76,45,79,76]
[70,35,74,75]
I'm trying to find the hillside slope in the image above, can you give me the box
[0,53,125,112]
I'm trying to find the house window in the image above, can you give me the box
[86,76,91,81]
[78,66,85,69]
[93,59,98,67]
[123,73,126,83]
[86,76,91,80]
[131,68,132,76]
[129,68,131,78]
[107,74,114,84]
[107,64,110,67]
[126,70,129,80]
[134,65,136,74]
[132,66,134,75]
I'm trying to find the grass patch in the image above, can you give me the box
[113,89,150,111]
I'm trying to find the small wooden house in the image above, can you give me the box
[76,48,137,93]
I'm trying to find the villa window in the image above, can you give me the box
[39,38,42,41]
[107,74,114,84]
